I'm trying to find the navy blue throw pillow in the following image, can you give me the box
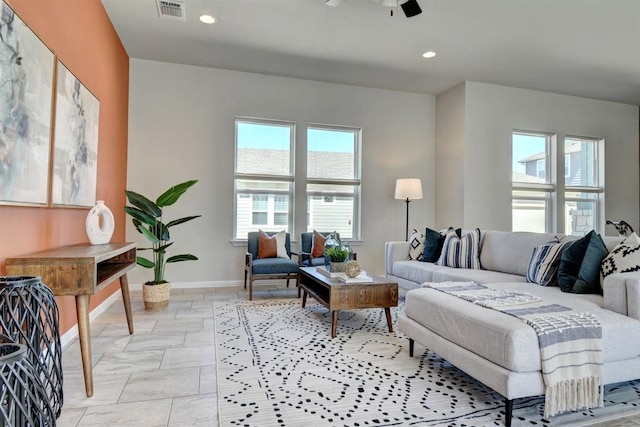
[558,230,608,294]
[422,228,445,263]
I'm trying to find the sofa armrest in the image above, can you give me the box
[603,272,640,320]
[385,241,410,276]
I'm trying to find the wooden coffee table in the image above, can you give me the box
[298,266,399,338]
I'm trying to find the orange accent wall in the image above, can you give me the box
[0,0,129,335]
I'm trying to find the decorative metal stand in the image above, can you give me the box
[0,277,63,419]
[0,335,55,426]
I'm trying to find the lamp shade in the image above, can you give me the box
[395,178,423,200]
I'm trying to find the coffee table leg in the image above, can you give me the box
[302,290,307,308]
[384,307,393,333]
[331,311,338,338]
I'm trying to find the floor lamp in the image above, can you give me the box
[395,178,423,241]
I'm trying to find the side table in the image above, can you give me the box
[6,242,136,397]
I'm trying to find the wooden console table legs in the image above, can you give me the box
[75,294,93,397]
[120,274,134,334]
[76,274,135,397]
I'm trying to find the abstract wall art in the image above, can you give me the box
[51,61,99,207]
[0,1,54,206]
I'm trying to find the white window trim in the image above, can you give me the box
[306,123,362,240]
[233,117,295,240]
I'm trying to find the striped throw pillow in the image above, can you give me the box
[436,228,481,269]
[526,237,570,286]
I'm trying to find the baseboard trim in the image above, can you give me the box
[128,280,245,289]
[60,289,123,350]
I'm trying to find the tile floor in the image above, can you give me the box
[57,284,640,427]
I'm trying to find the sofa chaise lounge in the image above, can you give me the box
[385,230,640,426]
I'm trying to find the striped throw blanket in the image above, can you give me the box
[423,281,604,417]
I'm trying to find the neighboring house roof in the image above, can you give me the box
[512,171,545,184]
[237,148,354,179]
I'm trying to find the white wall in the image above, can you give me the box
[436,81,639,234]
[127,59,436,285]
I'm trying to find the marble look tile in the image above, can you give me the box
[93,349,164,374]
[118,367,199,402]
[175,306,214,319]
[199,365,217,394]
[160,345,216,369]
[190,299,214,308]
[124,334,185,352]
[170,292,204,301]
[97,319,157,337]
[202,317,214,331]
[62,370,130,409]
[168,394,218,426]
[152,318,204,334]
[184,330,215,347]
[77,398,171,426]
[57,407,85,426]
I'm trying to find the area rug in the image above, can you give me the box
[214,299,640,426]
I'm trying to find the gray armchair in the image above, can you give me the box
[244,231,299,300]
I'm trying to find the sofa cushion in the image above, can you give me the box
[422,227,445,263]
[431,267,526,284]
[602,233,640,281]
[480,231,559,277]
[252,258,299,274]
[408,229,425,261]
[404,283,640,373]
[526,237,569,286]
[436,228,481,269]
[392,260,438,284]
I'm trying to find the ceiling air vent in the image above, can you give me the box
[156,0,185,21]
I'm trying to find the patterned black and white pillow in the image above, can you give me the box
[408,229,425,261]
[526,237,571,286]
[601,233,640,281]
[436,228,481,269]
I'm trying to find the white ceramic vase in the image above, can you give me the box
[85,200,115,245]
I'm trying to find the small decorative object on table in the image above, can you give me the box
[86,200,115,245]
[344,260,361,278]
[326,245,350,272]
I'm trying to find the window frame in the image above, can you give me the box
[233,117,295,240]
[512,130,605,236]
[563,135,605,236]
[512,130,555,233]
[305,123,362,240]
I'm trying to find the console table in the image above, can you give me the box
[5,242,137,397]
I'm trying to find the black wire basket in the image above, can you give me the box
[0,276,63,420]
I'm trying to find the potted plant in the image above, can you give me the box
[124,180,201,310]
[326,246,350,272]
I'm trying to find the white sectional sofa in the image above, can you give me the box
[385,230,640,426]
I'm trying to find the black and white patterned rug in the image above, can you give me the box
[214,299,640,426]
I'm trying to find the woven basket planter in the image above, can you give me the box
[142,282,171,311]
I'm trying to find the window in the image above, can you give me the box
[564,137,604,237]
[306,125,361,239]
[234,118,294,239]
[512,131,604,236]
[512,132,552,233]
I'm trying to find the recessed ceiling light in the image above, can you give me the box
[199,14,215,24]
[422,51,436,59]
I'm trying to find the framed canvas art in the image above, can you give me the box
[0,1,55,206]
[51,61,100,207]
